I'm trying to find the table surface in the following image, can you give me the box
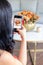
[13,24,43,42]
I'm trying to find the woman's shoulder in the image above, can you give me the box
[0,50,12,60]
[0,50,22,65]
[0,50,17,60]
[0,50,14,61]
[0,49,17,60]
[0,50,11,57]
[0,50,14,65]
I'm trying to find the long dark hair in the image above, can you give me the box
[0,0,14,54]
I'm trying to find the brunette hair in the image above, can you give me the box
[0,0,14,54]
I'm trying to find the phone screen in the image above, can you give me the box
[14,15,22,29]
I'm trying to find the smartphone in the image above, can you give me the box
[13,15,22,32]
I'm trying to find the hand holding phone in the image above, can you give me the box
[13,15,22,32]
[14,15,22,28]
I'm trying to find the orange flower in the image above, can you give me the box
[26,14,32,19]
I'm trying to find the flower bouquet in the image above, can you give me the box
[18,10,39,31]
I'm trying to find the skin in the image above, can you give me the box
[0,25,27,65]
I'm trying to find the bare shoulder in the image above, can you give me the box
[0,50,12,59]
[0,50,22,65]
[0,50,13,64]
[0,50,14,62]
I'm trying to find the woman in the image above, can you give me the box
[0,0,27,65]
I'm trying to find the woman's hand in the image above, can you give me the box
[17,25,26,41]
[17,26,27,65]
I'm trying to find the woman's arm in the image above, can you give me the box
[17,26,27,65]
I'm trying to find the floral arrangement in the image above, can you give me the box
[18,10,39,24]
[18,10,39,31]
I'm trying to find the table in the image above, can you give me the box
[13,24,43,65]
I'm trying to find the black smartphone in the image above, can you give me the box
[13,15,22,32]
